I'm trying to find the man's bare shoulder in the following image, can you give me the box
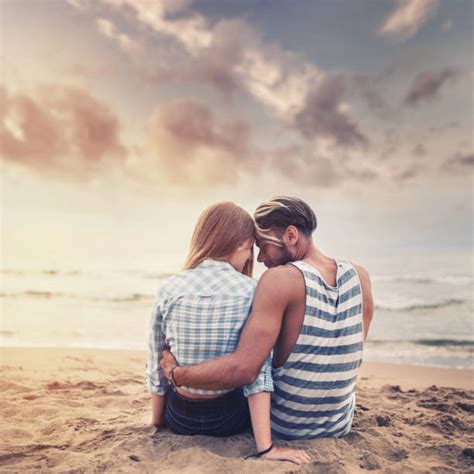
[257,264,303,294]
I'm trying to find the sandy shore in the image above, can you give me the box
[0,347,473,473]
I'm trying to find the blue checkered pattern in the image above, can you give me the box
[145,259,273,397]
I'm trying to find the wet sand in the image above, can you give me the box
[1,347,473,473]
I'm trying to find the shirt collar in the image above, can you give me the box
[198,259,234,271]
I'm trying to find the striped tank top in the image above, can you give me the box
[271,259,364,440]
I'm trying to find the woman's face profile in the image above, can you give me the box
[228,238,254,273]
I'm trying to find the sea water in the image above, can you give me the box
[1,252,472,369]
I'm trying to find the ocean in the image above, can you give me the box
[1,252,472,369]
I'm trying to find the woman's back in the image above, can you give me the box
[147,259,272,397]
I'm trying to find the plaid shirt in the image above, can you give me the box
[145,259,273,397]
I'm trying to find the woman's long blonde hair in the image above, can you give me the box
[183,202,255,277]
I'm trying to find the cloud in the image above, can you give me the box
[0,85,126,175]
[0,87,65,165]
[102,0,211,54]
[294,76,369,148]
[136,19,253,97]
[444,152,474,169]
[442,20,453,32]
[404,68,459,106]
[412,143,426,156]
[141,98,374,189]
[379,0,439,41]
[66,62,117,80]
[269,146,341,187]
[86,2,320,116]
[348,74,390,115]
[429,121,459,134]
[395,164,422,181]
[267,143,382,189]
[95,17,138,54]
[379,129,401,159]
[143,99,255,185]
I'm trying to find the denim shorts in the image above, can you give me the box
[165,388,250,437]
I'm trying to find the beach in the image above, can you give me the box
[1,347,472,473]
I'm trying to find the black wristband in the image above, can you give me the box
[244,443,274,459]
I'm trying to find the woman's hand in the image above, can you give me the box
[261,446,311,465]
[150,394,166,430]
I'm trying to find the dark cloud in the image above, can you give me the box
[429,121,460,134]
[270,146,341,187]
[0,85,126,175]
[146,99,255,185]
[268,144,380,188]
[156,99,250,154]
[379,129,401,160]
[348,74,390,115]
[404,68,459,106]
[131,21,248,98]
[294,76,369,148]
[145,100,377,189]
[395,165,422,181]
[195,20,250,97]
[444,152,474,168]
[412,143,426,156]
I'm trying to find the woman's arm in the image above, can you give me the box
[150,393,167,427]
[247,392,311,465]
[145,293,170,426]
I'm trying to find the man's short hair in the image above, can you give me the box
[254,196,317,242]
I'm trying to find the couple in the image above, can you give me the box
[145,196,374,464]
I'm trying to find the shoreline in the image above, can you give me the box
[1,346,472,390]
[1,346,473,472]
[2,342,472,371]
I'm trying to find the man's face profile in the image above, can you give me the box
[256,230,294,268]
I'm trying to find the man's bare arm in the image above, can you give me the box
[168,266,296,390]
[355,265,374,340]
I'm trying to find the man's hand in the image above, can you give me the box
[158,265,300,390]
[161,349,177,380]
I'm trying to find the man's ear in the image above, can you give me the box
[284,225,299,245]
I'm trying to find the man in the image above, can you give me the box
[162,196,374,440]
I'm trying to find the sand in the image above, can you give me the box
[0,347,473,473]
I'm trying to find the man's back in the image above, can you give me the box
[270,259,364,440]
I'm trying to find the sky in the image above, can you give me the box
[0,0,473,272]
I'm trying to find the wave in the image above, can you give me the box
[375,298,467,312]
[415,339,474,347]
[372,275,473,285]
[123,270,175,280]
[1,269,82,276]
[1,268,174,280]
[104,293,154,303]
[0,290,154,303]
[368,338,474,347]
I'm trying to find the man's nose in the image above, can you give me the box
[257,250,264,263]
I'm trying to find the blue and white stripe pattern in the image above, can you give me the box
[271,260,363,440]
[146,259,273,397]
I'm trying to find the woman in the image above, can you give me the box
[145,202,308,464]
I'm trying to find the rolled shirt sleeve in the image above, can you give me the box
[243,354,274,397]
[145,293,170,395]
